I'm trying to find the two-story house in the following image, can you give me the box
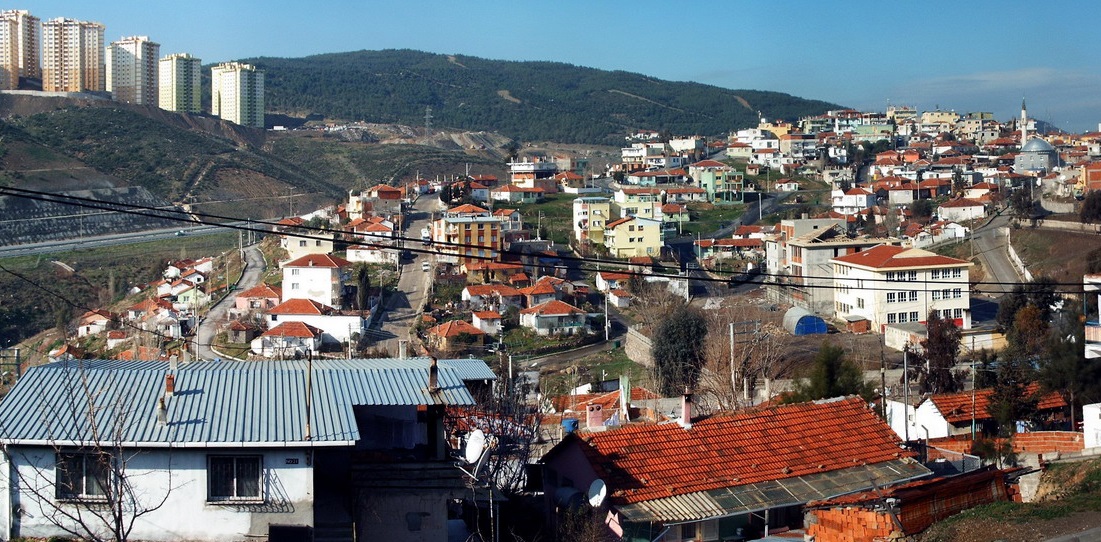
[688,159,744,203]
[281,254,351,310]
[573,197,613,244]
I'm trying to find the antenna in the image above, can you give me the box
[586,478,607,507]
[459,428,493,479]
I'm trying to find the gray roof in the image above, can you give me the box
[1021,138,1055,153]
[0,357,489,448]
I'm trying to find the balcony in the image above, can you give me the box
[1087,322,1101,359]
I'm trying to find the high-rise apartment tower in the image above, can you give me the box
[106,35,159,104]
[158,53,201,113]
[42,17,104,92]
[211,61,264,128]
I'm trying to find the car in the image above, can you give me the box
[421,261,431,272]
[174,230,186,236]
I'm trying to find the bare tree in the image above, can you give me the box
[4,361,174,542]
[698,306,793,411]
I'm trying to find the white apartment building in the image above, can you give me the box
[159,53,201,113]
[832,244,971,333]
[0,10,40,84]
[211,61,264,127]
[105,35,159,104]
[281,253,351,309]
[41,17,104,92]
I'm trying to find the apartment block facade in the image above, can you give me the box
[0,10,40,83]
[106,35,159,104]
[0,17,18,90]
[42,17,104,92]
[159,52,201,113]
[211,61,264,127]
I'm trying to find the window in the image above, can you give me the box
[887,313,897,324]
[886,271,896,281]
[953,288,962,299]
[290,269,299,276]
[290,283,299,290]
[887,292,896,303]
[952,268,962,278]
[857,298,865,309]
[298,240,307,247]
[909,291,918,302]
[56,452,109,500]
[932,290,942,300]
[907,271,917,281]
[680,523,697,540]
[315,240,322,246]
[208,455,262,502]
[910,311,919,321]
[954,308,963,319]
[931,269,941,280]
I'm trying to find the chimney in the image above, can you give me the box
[680,387,693,429]
[586,404,604,431]
[156,397,167,427]
[398,340,408,360]
[428,356,439,394]
[165,374,175,398]
[169,355,178,372]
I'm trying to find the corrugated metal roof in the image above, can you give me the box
[0,358,485,447]
[616,458,931,524]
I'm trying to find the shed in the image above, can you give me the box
[783,307,827,335]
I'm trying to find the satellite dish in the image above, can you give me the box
[464,429,487,465]
[587,479,607,507]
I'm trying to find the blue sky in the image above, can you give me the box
[15,0,1101,132]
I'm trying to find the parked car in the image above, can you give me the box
[422,261,431,272]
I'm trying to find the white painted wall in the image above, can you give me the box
[5,446,315,541]
[1085,403,1101,449]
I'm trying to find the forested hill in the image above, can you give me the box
[244,49,842,145]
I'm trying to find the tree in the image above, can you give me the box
[785,342,872,403]
[909,199,934,220]
[1008,304,1049,358]
[1080,190,1101,224]
[1008,187,1035,224]
[1038,302,1101,430]
[651,304,708,396]
[907,312,965,394]
[987,353,1039,436]
[698,311,793,410]
[354,262,370,312]
[996,276,1058,332]
[1088,246,1101,274]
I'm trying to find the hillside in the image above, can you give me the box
[242,49,842,144]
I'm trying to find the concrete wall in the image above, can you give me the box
[5,446,314,541]
[625,326,654,368]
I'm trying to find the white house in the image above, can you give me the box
[519,300,588,336]
[281,232,336,261]
[831,187,876,215]
[346,243,399,266]
[0,358,493,542]
[281,253,351,309]
[251,321,324,358]
[472,310,503,336]
[937,198,986,222]
[831,244,972,334]
[266,298,365,347]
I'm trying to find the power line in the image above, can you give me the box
[0,185,1091,295]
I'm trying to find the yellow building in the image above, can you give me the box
[573,196,613,244]
[159,53,201,113]
[211,61,265,127]
[42,17,104,92]
[604,216,663,259]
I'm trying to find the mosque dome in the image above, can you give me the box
[1021,138,1055,153]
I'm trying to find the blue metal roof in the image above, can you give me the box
[0,357,488,447]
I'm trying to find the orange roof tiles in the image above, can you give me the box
[268,298,334,315]
[262,321,322,338]
[429,320,485,338]
[473,310,502,320]
[940,198,984,208]
[928,383,1067,424]
[519,299,584,316]
[283,253,351,269]
[464,284,523,297]
[576,397,913,505]
[237,283,282,299]
[447,203,490,214]
[831,244,968,270]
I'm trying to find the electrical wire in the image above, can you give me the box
[0,185,1089,294]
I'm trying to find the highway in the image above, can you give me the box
[0,223,244,258]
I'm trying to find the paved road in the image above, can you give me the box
[368,196,437,356]
[969,212,1020,298]
[0,223,246,258]
[195,243,265,360]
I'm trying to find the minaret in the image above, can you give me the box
[1020,98,1028,144]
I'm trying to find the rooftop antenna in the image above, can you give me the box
[458,428,493,479]
[586,478,607,507]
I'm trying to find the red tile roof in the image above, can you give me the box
[940,198,984,208]
[429,320,486,338]
[831,244,968,270]
[519,299,584,316]
[448,203,489,214]
[464,284,523,297]
[473,310,502,320]
[283,253,351,269]
[928,383,1067,424]
[575,397,913,505]
[690,160,728,168]
[268,298,334,315]
[237,283,282,299]
[262,321,323,338]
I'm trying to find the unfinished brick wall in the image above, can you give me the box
[927,436,975,458]
[1012,431,1084,454]
[805,508,899,542]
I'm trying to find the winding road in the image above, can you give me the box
[195,243,266,360]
